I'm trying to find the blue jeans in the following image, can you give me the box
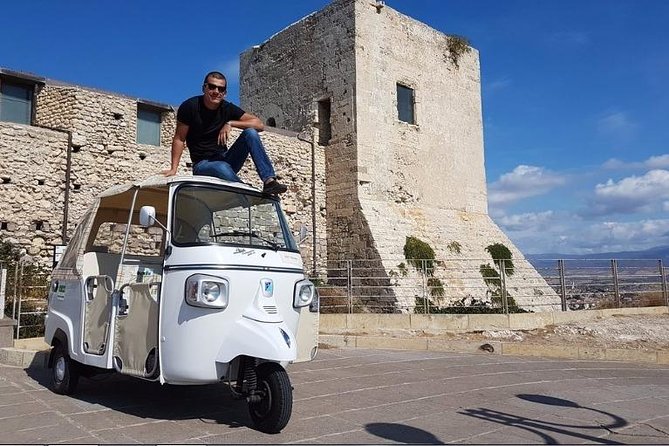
[192,129,276,183]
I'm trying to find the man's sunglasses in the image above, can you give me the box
[205,83,227,93]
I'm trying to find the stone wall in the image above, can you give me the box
[34,84,181,242]
[351,1,555,309]
[240,0,559,311]
[0,124,68,258]
[240,0,363,287]
[1,80,326,272]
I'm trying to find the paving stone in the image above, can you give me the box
[1,349,668,443]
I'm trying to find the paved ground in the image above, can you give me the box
[1,348,669,444]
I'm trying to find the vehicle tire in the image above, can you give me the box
[248,362,293,433]
[51,344,80,395]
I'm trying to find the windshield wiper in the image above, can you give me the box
[211,230,281,250]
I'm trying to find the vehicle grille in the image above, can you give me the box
[263,305,278,314]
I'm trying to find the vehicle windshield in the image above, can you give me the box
[171,184,298,251]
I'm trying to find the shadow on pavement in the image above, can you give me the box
[459,393,628,445]
[24,366,252,430]
[365,422,444,444]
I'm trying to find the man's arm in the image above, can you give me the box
[162,121,189,176]
[229,112,265,131]
[218,113,265,146]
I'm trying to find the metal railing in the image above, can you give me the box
[2,258,50,340]
[3,256,668,339]
[312,258,669,314]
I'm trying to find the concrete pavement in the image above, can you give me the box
[1,347,669,443]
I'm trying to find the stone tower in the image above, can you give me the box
[240,0,558,311]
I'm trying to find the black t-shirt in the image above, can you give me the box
[176,95,245,164]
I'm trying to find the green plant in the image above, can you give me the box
[404,236,447,308]
[397,262,408,277]
[403,236,436,274]
[446,241,462,254]
[485,243,515,276]
[0,237,20,265]
[427,277,445,297]
[413,296,530,314]
[414,296,429,314]
[445,34,472,68]
[0,237,50,331]
[479,243,519,310]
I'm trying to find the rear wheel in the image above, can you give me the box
[51,344,80,395]
[248,362,293,433]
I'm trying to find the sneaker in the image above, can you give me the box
[262,178,288,195]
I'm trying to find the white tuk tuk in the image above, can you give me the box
[44,175,319,433]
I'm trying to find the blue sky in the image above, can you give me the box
[2,0,668,255]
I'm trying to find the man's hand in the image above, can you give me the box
[218,122,232,146]
[161,167,178,177]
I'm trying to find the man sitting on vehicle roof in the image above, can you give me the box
[162,71,288,195]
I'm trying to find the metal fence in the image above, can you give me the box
[532,258,669,311]
[1,258,50,340]
[312,258,669,314]
[2,257,668,339]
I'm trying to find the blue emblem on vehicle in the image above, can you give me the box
[261,279,273,297]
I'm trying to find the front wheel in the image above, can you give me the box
[248,362,293,433]
[51,344,80,395]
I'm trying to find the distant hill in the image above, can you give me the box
[527,245,669,262]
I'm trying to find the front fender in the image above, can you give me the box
[216,317,296,364]
[44,309,76,356]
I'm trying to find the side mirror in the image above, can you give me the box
[139,206,156,227]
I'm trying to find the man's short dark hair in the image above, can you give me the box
[203,71,227,85]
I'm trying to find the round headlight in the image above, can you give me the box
[299,284,313,303]
[202,282,221,302]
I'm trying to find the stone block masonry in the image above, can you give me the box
[2,0,558,312]
[0,76,326,272]
[240,0,559,311]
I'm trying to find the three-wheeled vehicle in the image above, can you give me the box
[44,175,319,433]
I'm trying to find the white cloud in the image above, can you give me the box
[488,165,566,205]
[596,111,637,139]
[585,169,669,215]
[495,211,669,255]
[576,219,669,251]
[495,211,555,232]
[602,154,669,170]
[217,58,240,84]
[602,158,631,170]
[485,77,512,93]
[646,154,669,169]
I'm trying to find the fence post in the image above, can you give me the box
[611,259,620,308]
[426,259,431,315]
[421,259,427,314]
[346,260,352,314]
[660,260,668,307]
[500,259,508,314]
[12,264,18,321]
[0,267,6,319]
[15,261,25,340]
[558,259,567,311]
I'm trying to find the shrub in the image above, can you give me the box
[403,236,436,274]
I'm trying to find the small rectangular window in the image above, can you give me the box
[137,106,161,146]
[317,98,332,146]
[0,81,33,125]
[397,83,415,124]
